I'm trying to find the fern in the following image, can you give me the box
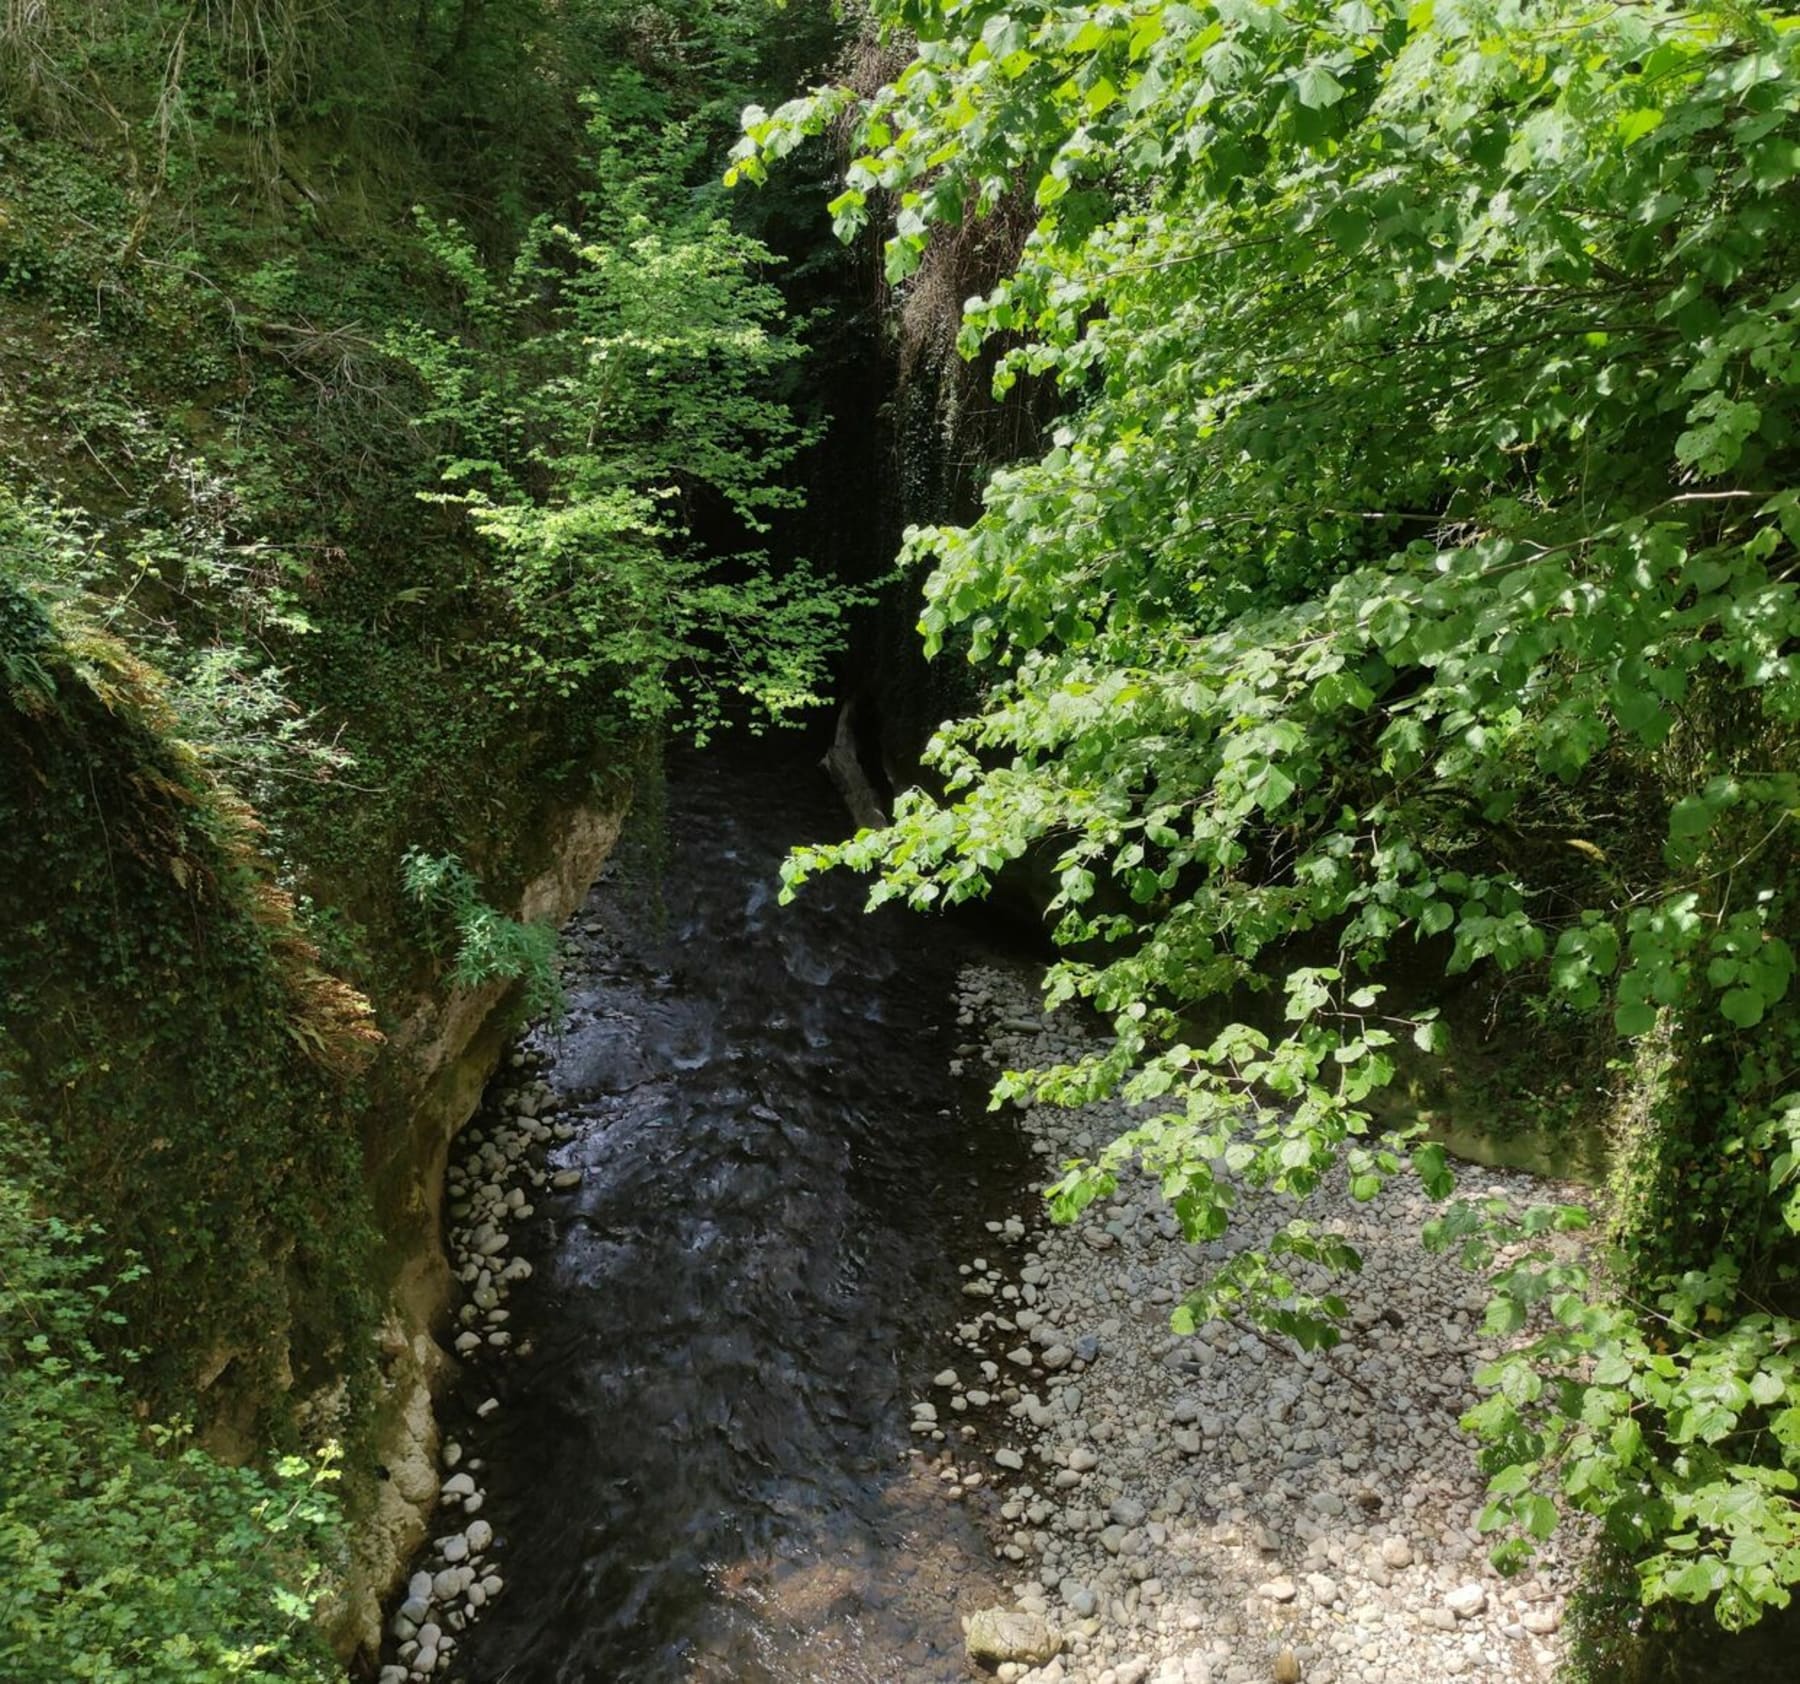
[400,849,562,1024]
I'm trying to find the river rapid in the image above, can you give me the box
[441,744,1030,1683]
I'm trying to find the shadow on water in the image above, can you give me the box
[447,744,1033,1683]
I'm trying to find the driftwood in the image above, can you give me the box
[822,697,889,831]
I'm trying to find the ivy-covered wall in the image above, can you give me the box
[1,583,378,1416]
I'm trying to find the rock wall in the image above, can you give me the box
[335,800,626,1659]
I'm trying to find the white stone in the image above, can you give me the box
[1446,1582,1488,1620]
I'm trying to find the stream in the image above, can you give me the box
[410,742,1800,1684]
[442,744,1031,1683]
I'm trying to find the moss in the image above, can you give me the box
[0,582,379,1422]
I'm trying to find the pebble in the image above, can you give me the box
[383,1056,562,1669]
[1445,1584,1487,1620]
[912,962,1588,1684]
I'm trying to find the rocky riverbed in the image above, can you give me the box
[377,1049,566,1682]
[929,962,1588,1684]
[379,863,1591,1684]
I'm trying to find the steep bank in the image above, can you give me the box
[0,575,629,1662]
[0,0,853,1671]
[341,799,627,1656]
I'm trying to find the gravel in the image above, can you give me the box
[913,960,1586,1684]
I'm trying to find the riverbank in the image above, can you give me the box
[931,962,1587,1684]
[382,753,1036,1683]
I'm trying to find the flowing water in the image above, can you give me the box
[421,741,1800,1684]
[444,744,1030,1683]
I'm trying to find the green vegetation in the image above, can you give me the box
[401,849,563,1023]
[750,0,1800,1634]
[10,0,1800,1662]
[0,0,847,1673]
[0,1143,342,1684]
[392,150,844,736]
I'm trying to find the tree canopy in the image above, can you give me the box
[741,0,1800,1628]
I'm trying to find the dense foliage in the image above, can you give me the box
[391,114,848,735]
[0,1124,342,1684]
[745,0,1800,1629]
[0,0,849,1670]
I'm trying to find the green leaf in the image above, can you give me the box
[1413,1143,1454,1200]
[1669,796,1717,840]
[1293,65,1347,110]
[1520,1494,1559,1540]
[1720,987,1765,1029]
[1660,1557,1728,1602]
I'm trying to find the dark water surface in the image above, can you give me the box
[431,743,1800,1684]
[447,746,1028,1683]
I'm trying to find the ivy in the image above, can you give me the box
[0,1136,343,1683]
